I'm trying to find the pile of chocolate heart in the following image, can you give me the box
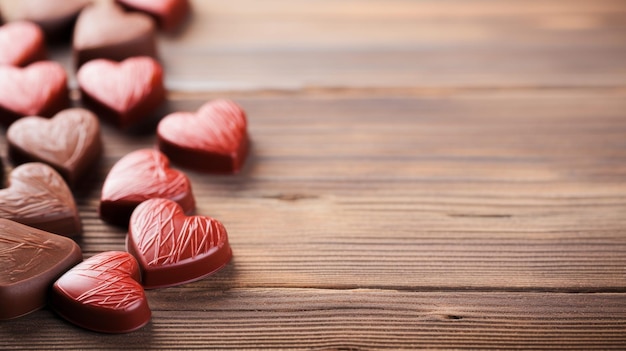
[0,0,249,333]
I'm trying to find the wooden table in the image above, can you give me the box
[2,0,626,349]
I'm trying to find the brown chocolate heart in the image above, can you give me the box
[51,251,151,333]
[0,163,81,237]
[127,198,232,289]
[7,108,102,186]
[0,219,82,320]
[73,2,157,67]
[100,149,195,227]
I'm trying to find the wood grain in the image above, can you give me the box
[158,0,626,91]
[47,0,626,91]
[1,290,625,349]
[2,0,626,349]
[68,93,626,293]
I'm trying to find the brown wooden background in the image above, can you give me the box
[2,0,626,349]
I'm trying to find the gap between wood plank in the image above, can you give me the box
[165,85,626,100]
[153,279,626,295]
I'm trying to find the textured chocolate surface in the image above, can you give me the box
[0,61,69,126]
[128,198,232,289]
[0,21,46,67]
[73,2,157,67]
[7,108,102,187]
[0,219,82,320]
[0,163,81,237]
[116,0,190,32]
[51,251,150,333]
[157,99,250,173]
[100,149,195,227]
[0,0,91,41]
[77,57,165,129]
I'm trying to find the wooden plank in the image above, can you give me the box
[0,92,618,291]
[157,0,626,91]
[1,290,625,349]
[44,0,626,91]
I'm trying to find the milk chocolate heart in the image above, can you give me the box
[0,0,91,41]
[0,219,82,320]
[0,61,69,125]
[100,149,195,226]
[116,0,190,32]
[73,2,157,67]
[128,198,232,289]
[0,21,46,67]
[51,251,151,333]
[0,163,81,237]
[7,108,102,186]
[157,99,250,173]
[77,56,165,129]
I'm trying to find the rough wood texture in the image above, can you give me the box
[2,0,626,349]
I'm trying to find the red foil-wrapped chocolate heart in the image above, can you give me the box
[77,56,165,129]
[0,61,69,125]
[51,251,151,333]
[127,198,232,289]
[157,99,250,173]
[100,149,195,226]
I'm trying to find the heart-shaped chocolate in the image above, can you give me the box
[0,21,46,67]
[73,2,157,67]
[116,0,190,32]
[0,61,69,126]
[7,108,102,186]
[0,219,82,320]
[100,149,195,226]
[51,251,151,333]
[0,0,91,41]
[128,198,232,289]
[77,56,165,129]
[157,99,250,173]
[0,163,81,237]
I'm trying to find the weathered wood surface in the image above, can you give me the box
[2,0,626,349]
